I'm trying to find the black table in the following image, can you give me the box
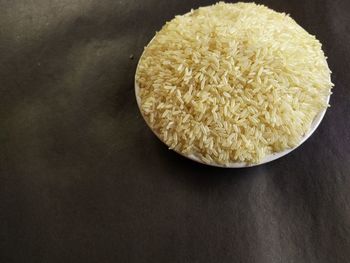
[1,0,349,262]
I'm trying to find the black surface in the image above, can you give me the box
[1,0,350,262]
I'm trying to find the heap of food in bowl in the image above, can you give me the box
[135,2,333,167]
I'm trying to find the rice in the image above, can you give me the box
[135,2,333,165]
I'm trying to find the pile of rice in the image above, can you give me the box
[135,2,333,165]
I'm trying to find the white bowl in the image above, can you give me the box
[135,45,330,168]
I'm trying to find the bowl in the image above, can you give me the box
[135,40,331,168]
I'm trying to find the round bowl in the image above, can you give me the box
[135,39,331,168]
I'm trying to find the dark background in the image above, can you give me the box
[1,0,349,262]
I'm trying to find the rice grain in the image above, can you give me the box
[136,2,333,165]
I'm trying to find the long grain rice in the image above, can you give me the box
[136,2,333,165]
